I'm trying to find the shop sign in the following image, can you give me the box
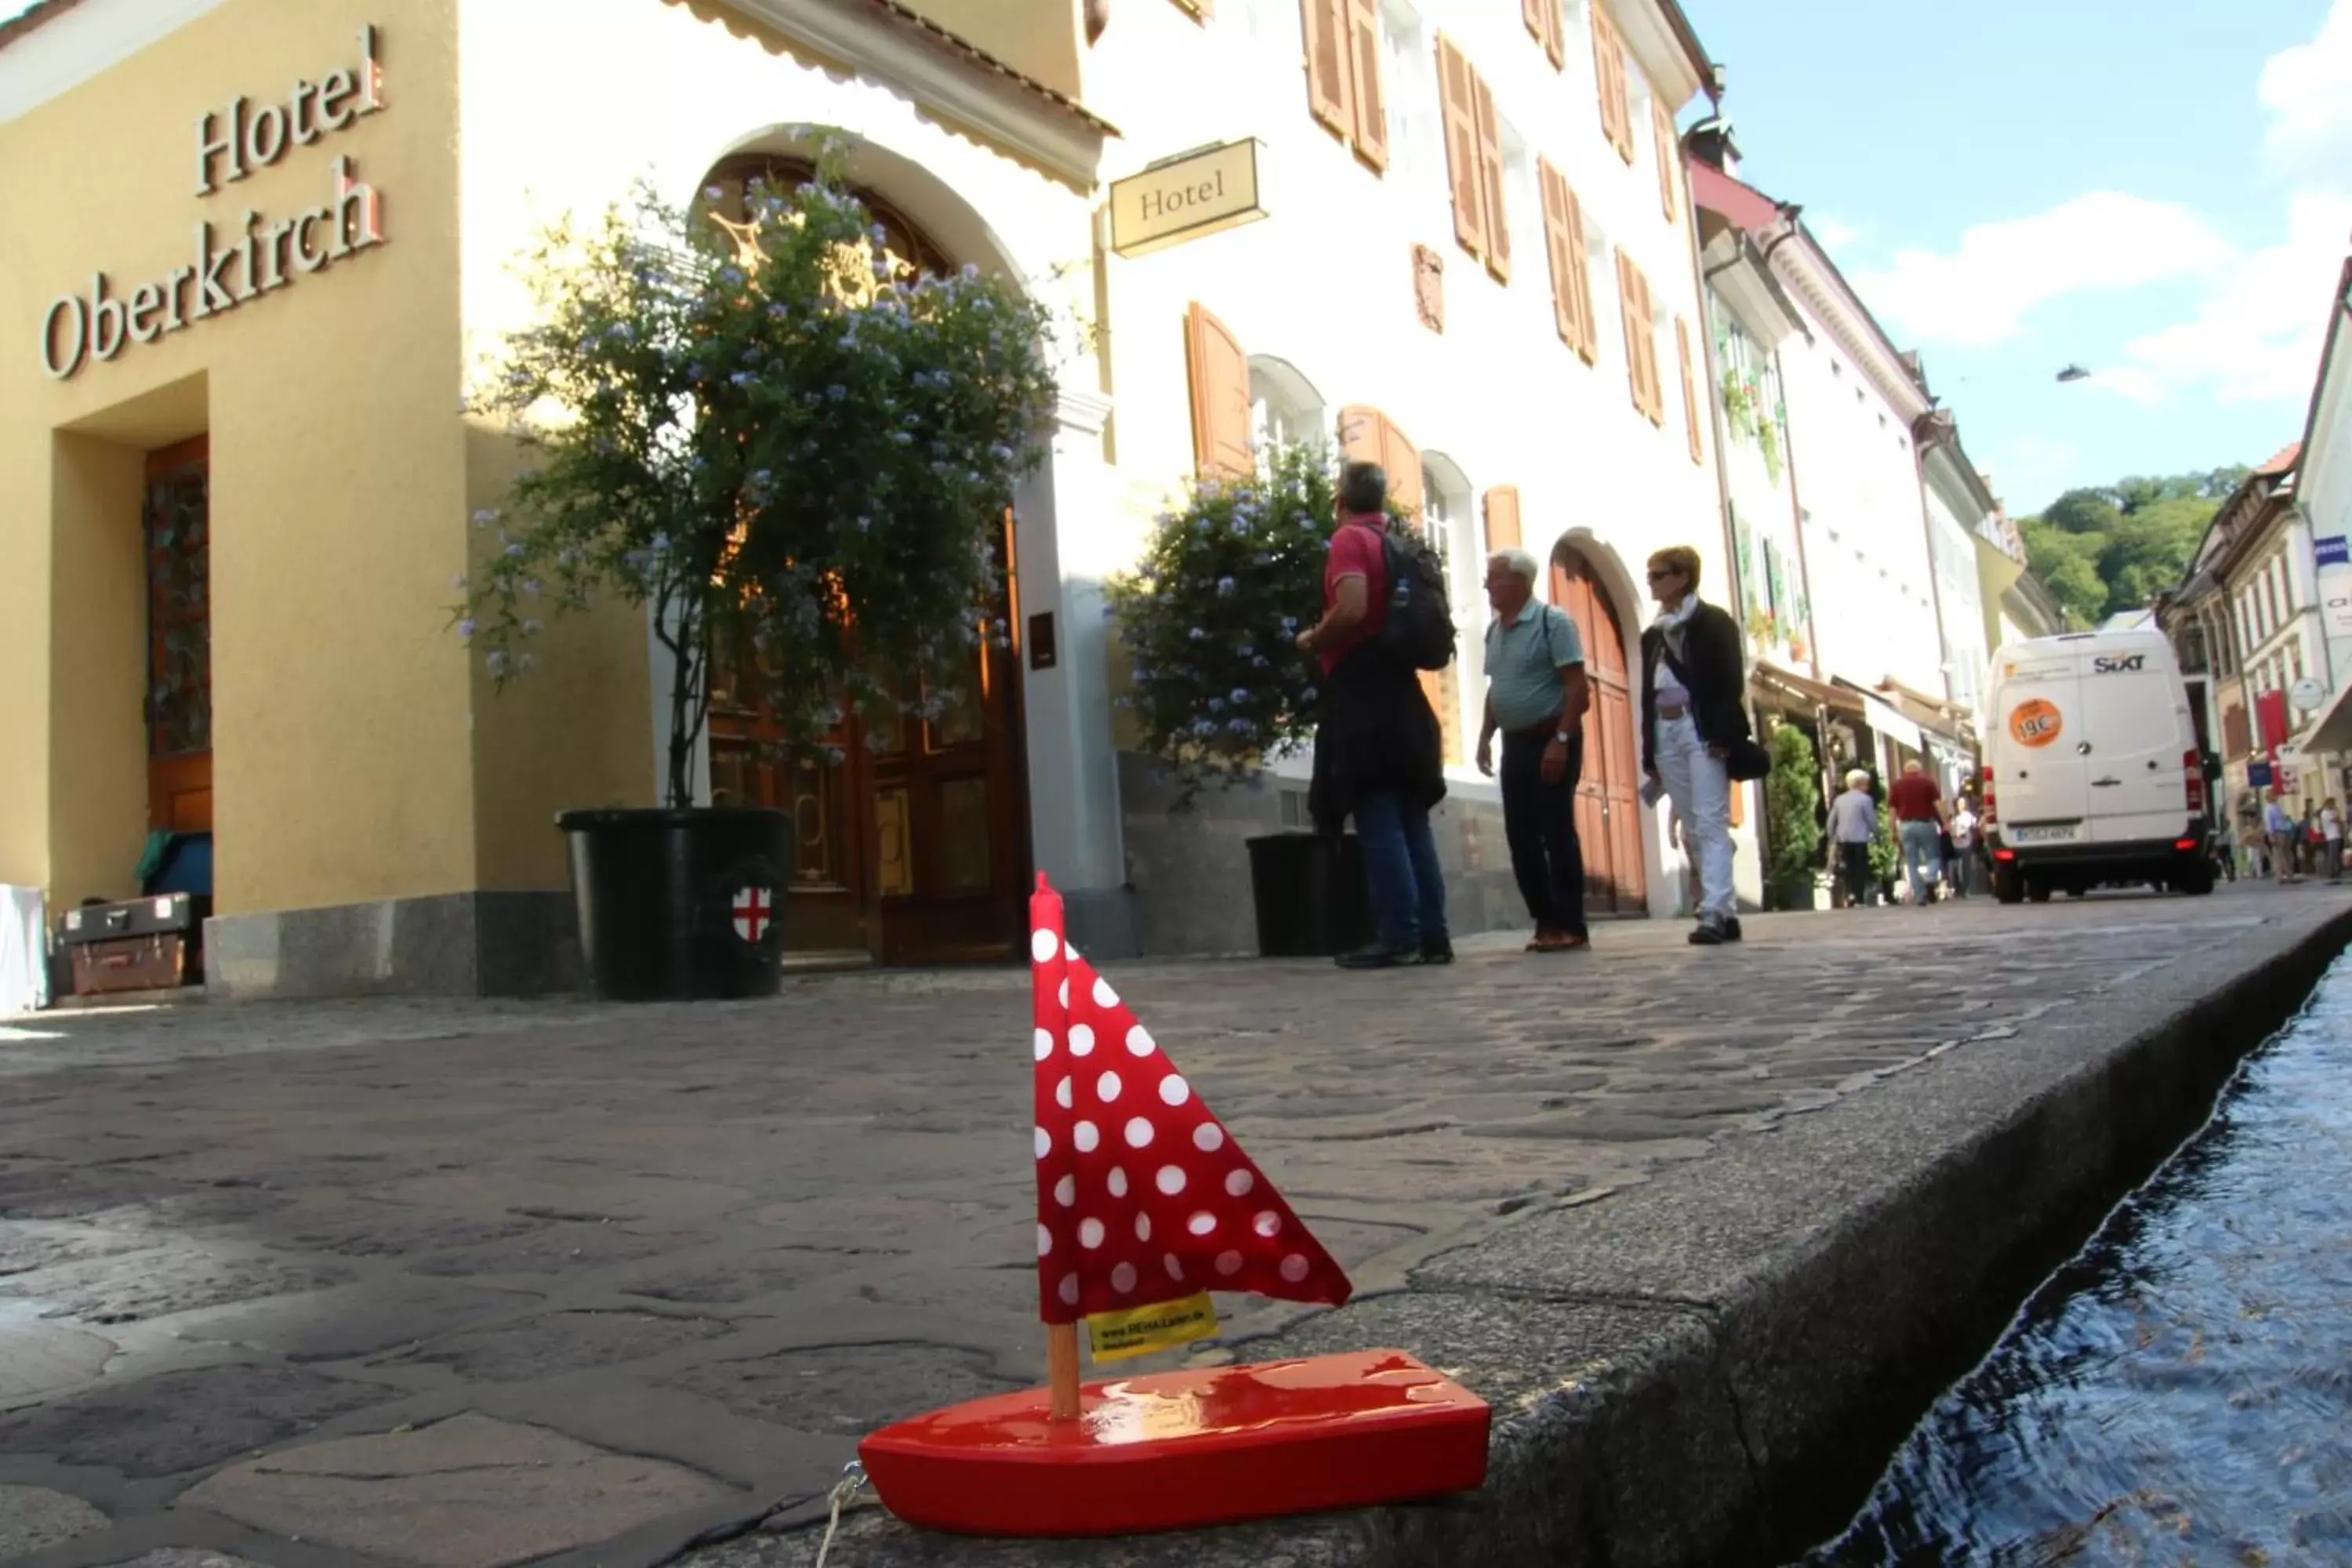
[2315,535,2352,639]
[1108,140,1266,257]
[38,26,389,380]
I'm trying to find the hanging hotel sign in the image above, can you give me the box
[1108,140,1266,258]
[38,25,389,380]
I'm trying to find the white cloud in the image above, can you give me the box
[2115,190,2352,405]
[2261,0,2352,167]
[1852,193,2232,347]
[2081,365,2168,405]
[1809,215,1866,253]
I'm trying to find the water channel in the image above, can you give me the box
[1804,955,2352,1565]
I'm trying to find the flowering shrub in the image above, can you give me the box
[458,145,1058,807]
[1108,442,1414,806]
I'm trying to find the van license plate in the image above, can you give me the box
[2004,823,2082,844]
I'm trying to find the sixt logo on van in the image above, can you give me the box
[2090,654,2147,674]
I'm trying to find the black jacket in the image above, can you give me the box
[1308,644,1446,835]
[1639,601,1751,768]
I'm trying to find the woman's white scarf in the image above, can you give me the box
[1651,594,1702,664]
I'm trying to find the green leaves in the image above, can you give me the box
[457,155,1059,805]
[1764,721,1821,884]
[1105,442,1337,808]
[2017,467,2247,627]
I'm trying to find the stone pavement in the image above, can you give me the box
[2,882,2346,1568]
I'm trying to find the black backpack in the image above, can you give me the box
[1375,529,1457,672]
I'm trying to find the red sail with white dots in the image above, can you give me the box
[1029,873,1351,1324]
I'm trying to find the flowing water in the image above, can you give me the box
[1804,956,2352,1566]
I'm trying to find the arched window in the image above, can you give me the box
[1422,452,1480,766]
[1247,356,1328,452]
[700,154,955,280]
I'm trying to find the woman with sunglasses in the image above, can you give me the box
[1639,546,1751,946]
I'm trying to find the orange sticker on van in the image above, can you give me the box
[2009,699,2063,748]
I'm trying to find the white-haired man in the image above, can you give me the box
[1474,547,1591,953]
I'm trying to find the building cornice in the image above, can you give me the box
[684,0,1115,191]
[1770,238,1932,421]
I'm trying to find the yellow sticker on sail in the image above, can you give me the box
[1086,1292,1220,1362]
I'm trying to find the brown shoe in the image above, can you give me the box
[1528,929,1590,953]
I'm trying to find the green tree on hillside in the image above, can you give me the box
[2017,467,2246,625]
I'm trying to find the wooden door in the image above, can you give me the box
[145,437,212,834]
[1552,547,1646,914]
[706,514,1029,964]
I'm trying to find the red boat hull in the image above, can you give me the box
[858,1348,1490,1537]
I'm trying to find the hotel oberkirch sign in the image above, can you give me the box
[38,26,390,379]
[1107,140,1266,258]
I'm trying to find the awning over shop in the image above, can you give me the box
[2307,678,2352,755]
[1752,661,1863,716]
[1857,691,1922,752]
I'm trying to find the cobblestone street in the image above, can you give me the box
[2,884,2345,1567]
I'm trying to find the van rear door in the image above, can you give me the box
[2082,655,2190,844]
[1993,648,2089,846]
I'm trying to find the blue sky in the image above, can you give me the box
[1682,0,2352,517]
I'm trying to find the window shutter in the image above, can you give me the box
[1381,418,1423,519]
[1346,0,1388,171]
[1541,0,1566,68]
[1301,0,1353,141]
[1653,96,1679,223]
[1539,159,1576,349]
[1472,70,1510,283]
[1592,5,1633,164]
[1565,181,1596,361]
[1524,0,1548,47]
[1676,317,1702,462]
[1617,251,1642,416]
[1337,403,1382,463]
[1483,485,1523,552]
[1436,35,1486,262]
[1185,303,1254,480]
[1640,270,1664,423]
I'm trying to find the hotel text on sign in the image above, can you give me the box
[37,25,390,380]
[1108,140,1266,257]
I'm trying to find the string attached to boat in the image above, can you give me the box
[813,1459,869,1568]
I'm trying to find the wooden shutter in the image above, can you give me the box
[1483,485,1523,552]
[1617,252,1642,416]
[1472,71,1509,283]
[1676,317,1702,463]
[1436,35,1486,262]
[1540,159,1578,350]
[1592,4,1632,163]
[1346,0,1388,170]
[1302,0,1353,140]
[1523,0,1548,47]
[1564,180,1596,361]
[1639,271,1663,423]
[1185,303,1254,480]
[1526,0,1566,67]
[1653,97,1679,223]
[1381,419,1423,518]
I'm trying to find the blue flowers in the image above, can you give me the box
[1229,688,1250,705]
[456,618,476,640]
[1188,626,1207,641]
[826,384,848,401]
[1215,576,1236,597]
[730,372,755,387]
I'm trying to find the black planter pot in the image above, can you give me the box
[1771,874,1818,913]
[557,808,793,1001]
[1245,832,1377,958]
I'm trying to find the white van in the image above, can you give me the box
[1982,630,2214,902]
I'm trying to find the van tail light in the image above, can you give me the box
[1992,847,2016,862]
[2183,750,2205,815]
[1982,764,1998,826]
[2175,838,2199,851]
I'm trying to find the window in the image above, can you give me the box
[1249,355,1327,450]
[1538,158,1597,362]
[1436,34,1508,282]
[1301,0,1388,172]
[1588,2,1633,162]
[1523,0,1566,69]
[1380,2,1435,182]
[1651,95,1679,225]
[1615,250,1663,423]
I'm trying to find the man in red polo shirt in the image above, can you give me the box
[1887,759,1949,906]
[1296,461,1448,968]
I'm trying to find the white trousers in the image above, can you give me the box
[1655,715,1735,920]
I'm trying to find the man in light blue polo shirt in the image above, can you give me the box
[1474,548,1591,952]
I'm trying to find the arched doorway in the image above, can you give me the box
[698,154,1031,964]
[1551,545,1647,915]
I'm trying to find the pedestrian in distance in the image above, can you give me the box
[1474,547,1592,954]
[2264,793,2299,885]
[2325,797,2344,884]
[1949,793,1982,898]
[1828,768,1878,909]
[1887,760,1949,907]
[1638,546,1751,946]
[1300,461,1451,970]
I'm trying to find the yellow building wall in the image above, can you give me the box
[0,0,478,917]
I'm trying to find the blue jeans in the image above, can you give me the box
[1900,820,1940,903]
[1354,793,1450,950]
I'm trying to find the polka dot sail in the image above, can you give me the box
[1029,873,1351,1324]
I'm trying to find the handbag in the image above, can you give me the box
[1657,631,1770,782]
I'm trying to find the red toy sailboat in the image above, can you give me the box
[858,875,1490,1537]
